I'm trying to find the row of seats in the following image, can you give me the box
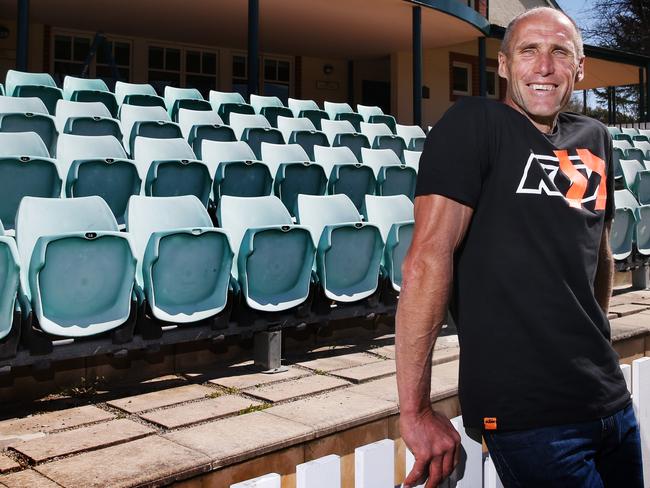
[613,189,650,263]
[0,194,413,356]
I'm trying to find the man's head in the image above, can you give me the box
[498,7,585,132]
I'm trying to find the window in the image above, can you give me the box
[96,40,131,84]
[53,34,91,78]
[263,58,291,104]
[452,62,472,96]
[185,50,218,97]
[232,54,248,98]
[486,68,499,99]
[148,46,181,95]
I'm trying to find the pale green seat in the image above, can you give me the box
[361,121,403,156]
[5,70,63,115]
[230,113,284,159]
[324,102,362,131]
[261,142,327,216]
[126,195,233,323]
[218,195,314,312]
[321,119,355,145]
[129,120,183,158]
[119,104,170,155]
[178,108,224,139]
[634,140,650,153]
[277,116,316,142]
[0,222,20,341]
[59,134,139,226]
[178,108,233,158]
[627,148,647,164]
[0,110,56,156]
[15,196,136,337]
[368,114,396,134]
[613,139,634,151]
[314,145,375,213]
[357,104,383,121]
[613,190,640,260]
[614,133,634,145]
[202,140,272,200]
[114,81,164,108]
[361,147,416,200]
[55,99,121,139]
[55,99,112,131]
[403,150,421,171]
[0,132,49,158]
[620,159,650,204]
[296,194,382,302]
[607,126,621,136]
[209,90,254,124]
[322,119,368,161]
[0,94,48,115]
[621,128,639,136]
[287,98,329,130]
[63,76,118,117]
[364,194,414,291]
[134,137,210,205]
[633,135,649,143]
[249,95,292,127]
[358,104,398,131]
[640,129,650,139]
[163,86,210,122]
[278,116,328,161]
[396,124,426,151]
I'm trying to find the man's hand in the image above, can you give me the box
[401,409,461,488]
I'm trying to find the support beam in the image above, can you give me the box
[348,60,354,107]
[607,87,612,125]
[478,37,487,97]
[639,68,645,123]
[647,64,650,123]
[16,0,29,71]
[412,6,422,126]
[583,89,587,115]
[247,0,259,98]
[612,86,617,125]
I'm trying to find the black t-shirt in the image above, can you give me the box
[416,97,630,431]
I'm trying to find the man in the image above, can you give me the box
[396,7,643,488]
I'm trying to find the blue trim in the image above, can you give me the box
[409,0,490,36]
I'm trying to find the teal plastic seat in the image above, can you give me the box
[361,147,416,200]
[357,104,383,122]
[0,132,49,158]
[209,90,245,111]
[613,190,640,260]
[277,116,328,161]
[334,132,370,163]
[364,194,414,291]
[296,194,382,302]
[635,140,650,153]
[63,76,118,117]
[626,148,647,164]
[0,112,57,156]
[403,150,421,171]
[607,127,621,136]
[249,95,292,127]
[119,104,170,153]
[288,98,329,129]
[360,122,393,146]
[134,137,210,205]
[277,116,316,142]
[177,109,234,158]
[321,119,356,145]
[335,113,363,133]
[621,128,639,136]
[15,196,136,337]
[126,195,233,323]
[261,142,327,216]
[314,145,376,213]
[218,195,314,312]
[324,102,353,120]
[368,114,397,134]
[614,133,634,145]
[0,222,20,341]
[209,90,254,124]
[164,86,210,122]
[620,159,650,204]
[396,124,426,150]
[202,140,272,199]
[55,99,111,131]
[114,81,164,108]
[230,113,285,159]
[613,139,634,151]
[178,108,224,139]
[129,120,183,157]
[5,70,63,114]
[372,134,407,162]
[0,94,48,114]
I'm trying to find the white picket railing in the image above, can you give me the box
[231,357,650,488]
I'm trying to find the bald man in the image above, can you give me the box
[397,7,643,488]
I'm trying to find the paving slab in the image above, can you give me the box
[266,389,397,437]
[208,366,309,390]
[368,345,395,359]
[35,435,211,488]
[0,454,19,474]
[8,419,154,464]
[0,470,61,488]
[610,318,650,341]
[609,303,650,317]
[165,411,312,467]
[295,352,382,372]
[139,395,260,429]
[107,384,216,413]
[0,406,113,446]
[330,359,396,383]
[432,347,460,365]
[245,374,349,403]
[346,375,399,403]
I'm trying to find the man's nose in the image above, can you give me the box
[533,52,554,76]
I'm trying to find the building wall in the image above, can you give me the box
[489,0,554,28]
[0,18,44,82]
[300,56,348,104]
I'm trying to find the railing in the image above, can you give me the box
[230,357,650,487]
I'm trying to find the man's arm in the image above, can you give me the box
[594,220,613,315]
[396,194,473,488]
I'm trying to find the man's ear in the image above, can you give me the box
[497,51,508,80]
[576,57,585,83]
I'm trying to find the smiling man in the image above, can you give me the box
[396,7,643,488]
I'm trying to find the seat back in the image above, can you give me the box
[57,133,127,182]
[209,90,245,112]
[0,112,56,155]
[202,140,257,178]
[178,108,224,138]
[260,142,310,177]
[314,145,359,177]
[361,147,403,177]
[0,132,49,158]
[614,189,640,210]
[288,98,320,117]
[620,159,645,190]
[114,81,158,105]
[324,102,353,120]
[396,124,426,145]
[250,94,283,114]
[356,104,383,122]
[55,99,112,133]
[364,194,414,240]
[621,127,639,136]
[230,113,270,139]
[133,137,196,180]
[360,122,393,145]
[296,194,360,244]
[0,94,48,114]
[277,116,316,141]
[321,119,356,145]
[164,87,203,110]
[613,139,634,151]
[120,104,170,149]
[635,140,650,153]
[5,70,57,96]
[611,207,635,260]
[63,76,109,99]
[403,150,421,170]
[0,227,19,340]
[289,130,329,161]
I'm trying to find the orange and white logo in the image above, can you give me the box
[516,149,607,211]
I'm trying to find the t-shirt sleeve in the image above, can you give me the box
[415,98,489,209]
[604,129,614,222]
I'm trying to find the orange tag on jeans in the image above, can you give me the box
[484,417,497,430]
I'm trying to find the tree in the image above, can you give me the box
[581,0,649,119]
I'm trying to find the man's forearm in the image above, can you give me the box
[595,223,613,314]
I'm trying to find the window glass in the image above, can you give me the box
[54,35,71,60]
[202,52,217,75]
[166,49,181,71]
[73,37,90,62]
[186,50,201,73]
[149,47,164,70]
[452,64,470,94]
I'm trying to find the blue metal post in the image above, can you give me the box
[247,0,259,97]
[412,6,422,126]
[478,37,486,97]
[16,0,29,71]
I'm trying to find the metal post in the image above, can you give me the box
[583,89,587,115]
[607,87,612,125]
[478,37,487,97]
[647,64,650,123]
[612,86,617,125]
[16,0,29,71]
[348,60,354,107]
[247,0,259,97]
[412,6,422,126]
[639,68,645,123]
[254,331,286,373]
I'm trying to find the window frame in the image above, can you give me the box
[451,61,472,97]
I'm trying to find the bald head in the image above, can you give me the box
[501,7,584,59]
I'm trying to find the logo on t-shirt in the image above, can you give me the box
[515,149,607,211]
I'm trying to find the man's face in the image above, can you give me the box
[498,11,585,130]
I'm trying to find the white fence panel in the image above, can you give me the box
[450,416,482,487]
[622,363,632,393]
[483,456,505,488]
[355,438,395,488]
[633,357,650,487]
[230,473,281,488]
[296,454,341,488]
[404,449,425,488]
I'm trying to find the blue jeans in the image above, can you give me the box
[483,404,643,487]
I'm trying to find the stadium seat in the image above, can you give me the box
[260,142,327,215]
[360,122,402,154]
[396,124,427,151]
[621,128,639,136]
[0,132,61,231]
[55,99,121,139]
[633,134,649,143]
[613,189,644,259]
[620,159,650,205]
[356,104,383,122]
[218,195,315,312]
[202,140,272,199]
[133,137,210,205]
[120,104,177,156]
[627,148,647,164]
[364,194,414,291]
[323,102,362,131]
[613,139,634,151]
[62,76,118,117]
[5,70,63,115]
[0,222,20,344]
[296,194,382,302]
[177,108,234,158]
[126,195,233,323]
[356,104,396,132]
[229,113,285,159]
[640,129,650,139]
[249,94,293,127]
[403,150,421,170]
[361,147,416,200]
[114,81,165,108]
[0,83,3,96]
[164,86,211,122]
[287,98,329,130]
[277,116,329,160]
[209,90,255,124]
[178,108,224,139]
[15,196,136,337]
[0,94,48,114]
[634,140,650,153]
[607,126,621,136]
[60,134,140,226]
[313,145,375,213]
[614,133,634,145]
[321,119,355,145]
[0,104,57,155]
